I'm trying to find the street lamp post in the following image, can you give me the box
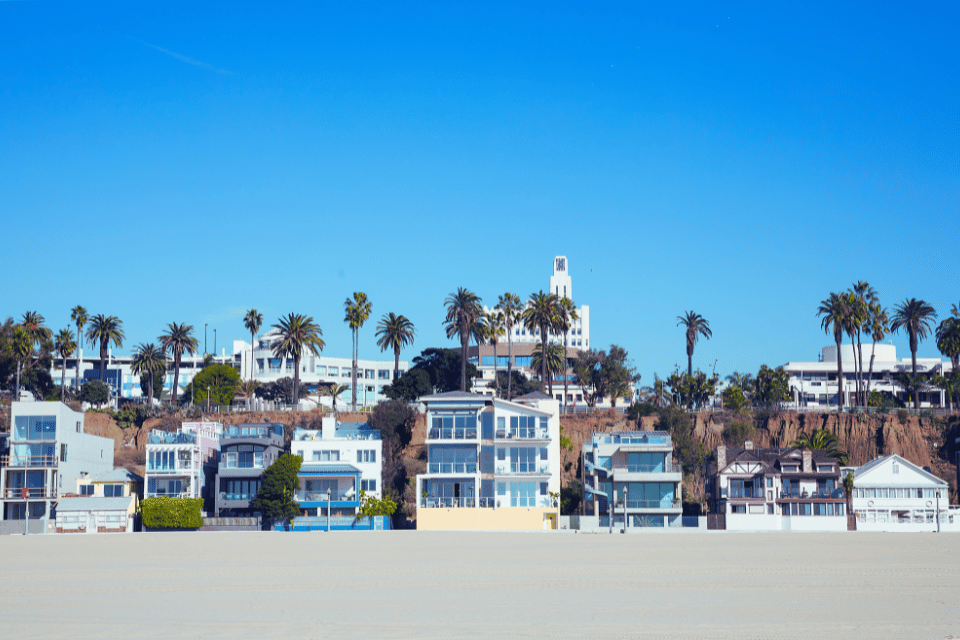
[204,323,208,355]
[207,385,211,411]
[609,489,616,534]
[326,488,332,532]
[623,487,629,533]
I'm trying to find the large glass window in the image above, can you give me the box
[429,445,477,474]
[429,412,478,439]
[311,450,340,462]
[510,481,536,507]
[14,415,57,441]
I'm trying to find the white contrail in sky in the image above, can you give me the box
[128,36,231,74]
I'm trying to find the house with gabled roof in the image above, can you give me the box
[850,454,959,532]
[707,441,848,531]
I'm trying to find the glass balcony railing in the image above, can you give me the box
[147,432,197,445]
[494,464,550,475]
[427,428,478,440]
[4,487,56,499]
[495,429,549,440]
[780,489,843,499]
[420,496,482,508]
[621,499,681,510]
[613,462,678,474]
[219,492,256,502]
[295,491,357,503]
[427,463,477,474]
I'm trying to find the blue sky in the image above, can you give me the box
[2,1,958,386]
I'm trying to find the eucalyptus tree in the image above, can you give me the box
[272,313,325,408]
[243,309,263,381]
[158,322,196,405]
[554,297,578,406]
[71,305,88,393]
[890,298,937,410]
[86,314,125,383]
[444,288,483,392]
[495,292,523,399]
[375,312,416,383]
[676,311,712,377]
[522,291,560,390]
[344,292,372,411]
[54,329,77,402]
[131,343,165,404]
[817,293,854,410]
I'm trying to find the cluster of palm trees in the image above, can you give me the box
[818,285,959,410]
[442,288,580,399]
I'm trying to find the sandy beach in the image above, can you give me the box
[1,531,958,639]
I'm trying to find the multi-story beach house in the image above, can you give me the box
[0,401,114,534]
[706,442,848,531]
[850,454,958,531]
[415,391,561,530]
[214,423,285,518]
[582,430,683,528]
[145,421,222,509]
[285,417,385,531]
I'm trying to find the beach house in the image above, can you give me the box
[214,422,285,518]
[145,421,222,509]
[850,453,958,531]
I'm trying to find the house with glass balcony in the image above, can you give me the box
[416,391,561,530]
[706,442,847,531]
[582,430,683,529]
[284,417,388,531]
[145,421,222,509]
[214,423,285,520]
[850,454,959,532]
[0,401,114,534]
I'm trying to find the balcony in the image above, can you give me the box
[4,487,57,499]
[147,431,198,445]
[727,487,765,499]
[611,462,680,479]
[146,460,196,473]
[427,427,478,441]
[219,492,256,502]
[295,491,357,503]
[145,491,193,499]
[494,464,550,475]
[419,496,497,508]
[780,489,844,500]
[427,463,478,474]
[1,455,58,468]
[495,428,549,440]
[621,499,682,511]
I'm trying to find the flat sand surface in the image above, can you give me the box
[1,531,958,639]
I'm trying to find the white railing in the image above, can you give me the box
[494,465,550,475]
[612,463,679,474]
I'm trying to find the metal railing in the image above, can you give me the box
[145,492,193,499]
[0,455,58,467]
[780,489,843,499]
[621,499,682,510]
[296,491,357,503]
[427,463,478,474]
[495,429,549,440]
[494,465,550,475]
[218,492,255,502]
[4,487,57,499]
[728,487,764,499]
[147,432,198,445]
[612,462,679,474]
[427,428,478,440]
[146,460,196,472]
[420,497,479,508]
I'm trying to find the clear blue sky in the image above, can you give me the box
[2,1,958,386]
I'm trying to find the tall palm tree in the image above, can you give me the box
[272,313,324,408]
[532,343,565,396]
[158,322,196,405]
[555,297,578,407]
[495,292,523,399]
[817,293,854,410]
[376,313,416,382]
[791,428,849,465]
[86,315,125,384]
[484,311,505,397]
[243,309,263,381]
[131,343,165,404]
[324,383,350,417]
[12,326,31,398]
[865,305,889,402]
[848,282,878,405]
[890,298,937,410]
[930,371,960,413]
[676,311,712,377]
[444,288,483,392]
[344,292,372,411]
[523,291,560,390]
[54,328,77,402]
[936,316,960,372]
[21,311,52,363]
[71,305,88,393]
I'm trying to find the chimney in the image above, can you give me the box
[802,450,813,473]
[744,440,754,450]
[321,416,336,441]
[717,445,726,470]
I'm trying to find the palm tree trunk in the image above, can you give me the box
[856,331,864,406]
[460,332,469,391]
[492,341,497,398]
[507,327,513,399]
[352,329,359,411]
[75,328,82,393]
[250,330,256,381]
[687,351,693,378]
[149,370,155,404]
[540,327,548,392]
[866,341,878,404]
[15,360,22,398]
[911,341,919,411]
[835,336,844,410]
[100,341,107,382]
[173,356,181,404]
[563,334,569,409]
[60,356,67,402]
[293,356,300,407]
[394,346,400,382]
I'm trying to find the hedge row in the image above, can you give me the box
[141,497,204,529]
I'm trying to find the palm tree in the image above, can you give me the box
[532,343,565,396]
[86,315,125,384]
[936,316,960,372]
[676,311,712,377]
[848,282,878,405]
[892,372,928,413]
[930,371,960,413]
[243,309,263,381]
[495,293,523,399]
[272,313,324,408]
[323,383,350,417]
[555,297,578,407]
[890,298,937,410]
[865,305,889,402]
[54,329,77,402]
[444,288,482,392]
[523,291,560,390]
[21,311,52,365]
[12,326,31,398]
[158,322,196,405]
[131,343,165,404]
[817,293,854,410]
[236,379,262,406]
[791,428,849,464]
[376,313,416,382]
[344,292,372,411]
[483,311,505,397]
[70,305,87,393]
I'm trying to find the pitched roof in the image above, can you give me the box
[420,391,488,401]
[513,391,553,400]
[853,453,947,485]
[57,496,134,512]
[92,468,143,484]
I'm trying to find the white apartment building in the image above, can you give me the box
[850,454,959,532]
[291,418,384,501]
[783,344,954,409]
[416,391,562,530]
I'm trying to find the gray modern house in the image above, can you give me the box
[214,423,285,520]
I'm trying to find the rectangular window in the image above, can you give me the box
[892,463,899,474]
[378,370,390,380]
[361,479,377,492]
[60,443,67,462]
[365,369,375,379]
[80,485,94,496]
[496,482,506,496]
[316,366,327,375]
[329,367,338,376]
[357,450,376,463]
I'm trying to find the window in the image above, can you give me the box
[361,479,377,492]
[329,367,338,376]
[312,450,340,462]
[104,484,124,497]
[378,370,390,380]
[357,450,376,463]
[540,482,548,496]
[731,505,746,514]
[767,504,774,514]
[766,478,773,488]
[497,482,506,496]
[510,481,536,507]
[892,463,899,474]
[365,369,375,379]
[76,421,81,433]
[80,485,94,496]
[60,443,67,462]
[497,448,506,461]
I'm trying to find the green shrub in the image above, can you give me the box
[141,497,204,529]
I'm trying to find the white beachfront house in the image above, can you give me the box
[850,454,959,531]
